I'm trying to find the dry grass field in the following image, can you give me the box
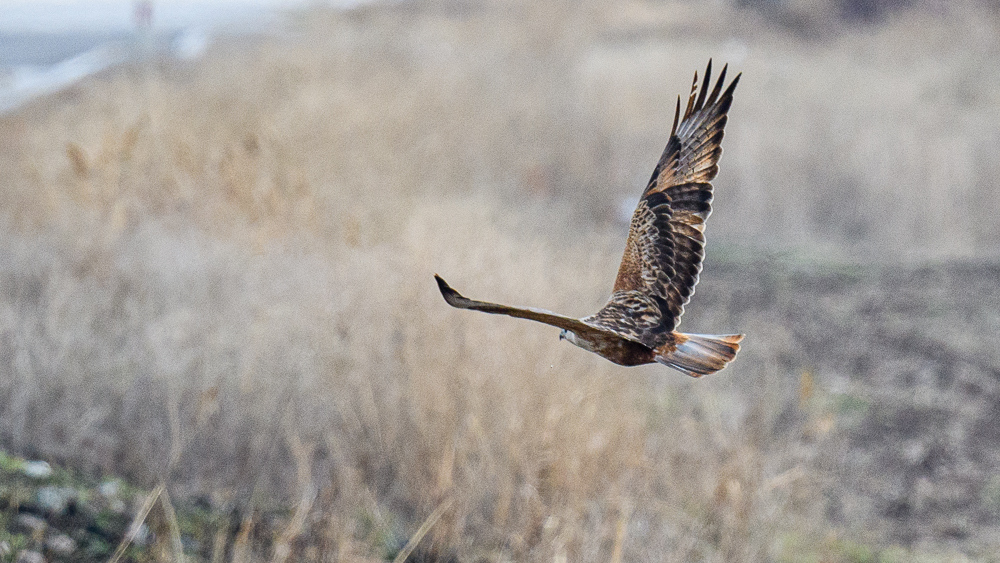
[1,0,1000,561]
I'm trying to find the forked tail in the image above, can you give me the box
[656,333,744,377]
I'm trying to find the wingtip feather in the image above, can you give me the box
[434,274,464,307]
[671,96,681,136]
[707,64,728,105]
[695,59,712,111]
[684,71,699,117]
[724,72,741,99]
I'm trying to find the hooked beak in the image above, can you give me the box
[559,329,567,341]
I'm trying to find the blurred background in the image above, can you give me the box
[1,0,999,561]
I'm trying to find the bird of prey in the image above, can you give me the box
[435,61,744,377]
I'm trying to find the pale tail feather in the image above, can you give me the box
[656,333,744,377]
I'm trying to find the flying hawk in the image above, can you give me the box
[435,61,744,377]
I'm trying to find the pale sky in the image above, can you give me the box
[0,0,314,32]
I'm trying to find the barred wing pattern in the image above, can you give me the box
[586,61,741,349]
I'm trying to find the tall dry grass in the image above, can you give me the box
[0,0,998,560]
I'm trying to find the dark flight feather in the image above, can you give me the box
[597,60,741,347]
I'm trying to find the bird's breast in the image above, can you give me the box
[582,334,657,366]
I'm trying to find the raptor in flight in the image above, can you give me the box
[435,61,744,377]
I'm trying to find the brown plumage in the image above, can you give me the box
[435,61,744,377]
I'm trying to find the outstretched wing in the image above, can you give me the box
[435,275,619,342]
[590,61,740,349]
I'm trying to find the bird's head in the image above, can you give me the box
[559,329,599,354]
[559,329,579,346]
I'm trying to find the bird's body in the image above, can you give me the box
[435,61,745,377]
[557,328,656,366]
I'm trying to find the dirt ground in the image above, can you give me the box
[699,257,1000,556]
